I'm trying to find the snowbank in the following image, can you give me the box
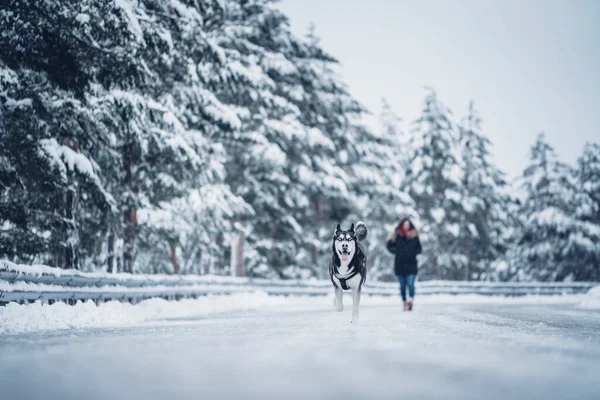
[578,285,600,310]
[1,293,589,335]
[0,292,321,334]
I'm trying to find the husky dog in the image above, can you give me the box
[329,221,368,323]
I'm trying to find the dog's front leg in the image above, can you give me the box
[334,287,343,312]
[351,287,361,323]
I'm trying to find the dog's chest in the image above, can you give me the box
[336,261,352,276]
[331,273,362,290]
[332,260,362,289]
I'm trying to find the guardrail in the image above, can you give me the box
[1,260,597,305]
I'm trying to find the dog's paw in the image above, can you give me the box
[334,298,343,312]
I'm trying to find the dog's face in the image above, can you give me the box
[332,223,356,263]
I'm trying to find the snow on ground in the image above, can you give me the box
[0,292,316,334]
[0,291,593,335]
[578,285,600,310]
[1,293,599,400]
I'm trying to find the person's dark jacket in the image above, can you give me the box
[386,234,422,276]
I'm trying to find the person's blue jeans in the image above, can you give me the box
[397,274,416,301]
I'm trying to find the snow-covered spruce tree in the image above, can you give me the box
[280,25,376,279]
[198,0,306,277]
[403,89,471,280]
[333,99,420,282]
[515,133,587,281]
[0,0,150,269]
[347,118,419,282]
[493,189,527,282]
[1,0,246,273]
[0,67,49,262]
[0,67,63,263]
[379,97,409,167]
[0,68,116,269]
[573,142,600,280]
[0,0,164,270]
[458,102,515,280]
[104,0,254,274]
[137,184,253,275]
[201,2,365,278]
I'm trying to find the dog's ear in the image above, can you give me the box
[335,223,341,234]
[349,223,355,232]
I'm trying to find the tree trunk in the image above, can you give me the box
[121,137,138,274]
[437,264,444,280]
[170,242,180,275]
[63,183,79,269]
[107,228,115,273]
[312,197,323,266]
[203,253,209,276]
[436,255,444,280]
[123,207,136,273]
[230,222,246,277]
[61,139,80,270]
[463,239,470,281]
[208,254,215,275]
[235,232,245,277]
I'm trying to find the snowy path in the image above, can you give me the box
[1,297,600,400]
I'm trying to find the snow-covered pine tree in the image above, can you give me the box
[347,116,419,282]
[516,133,584,281]
[458,101,514,280]
[1,0,162,270]
[201,2,367,279]
[572,142,600,280]
[330,99,420,282]
[125,0,253,274]
[403,89,469,280]
[198,0,306,278]
[0,65,116,270]
[1,0,246,274]
[282,25,370,279]
[0,66,64,263]
[379,98,409,167]
[136,183,253,275]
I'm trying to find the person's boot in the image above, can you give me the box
[403,301,409,311]
[408,297,414,311]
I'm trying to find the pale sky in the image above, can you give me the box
[277,0,600,178]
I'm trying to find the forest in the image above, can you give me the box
[1,0,599,282]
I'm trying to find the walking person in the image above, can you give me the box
[386,218,422,311]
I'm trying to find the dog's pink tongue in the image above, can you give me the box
[341,254,348,261]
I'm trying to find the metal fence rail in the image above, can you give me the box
[1,260,597,305]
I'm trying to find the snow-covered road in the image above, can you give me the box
[1,296,599,400]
